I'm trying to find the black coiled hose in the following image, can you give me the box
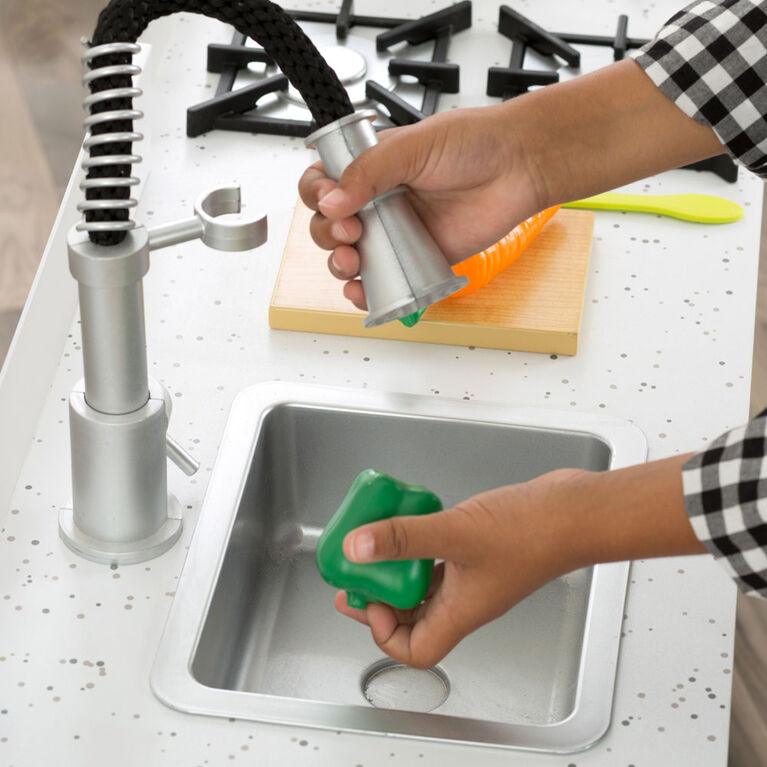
[84,0,354,245]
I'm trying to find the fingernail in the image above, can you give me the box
[350,531,375,562]
[331,220,351,242]
[319,188,347,211]
[329,253,344,276]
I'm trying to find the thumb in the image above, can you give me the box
[343,509,462,564]
[317,130,418,219]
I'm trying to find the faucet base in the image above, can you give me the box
[58,494,183,566]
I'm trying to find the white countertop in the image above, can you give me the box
[0,1,761,764]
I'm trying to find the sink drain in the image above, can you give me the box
[361,659,450,713]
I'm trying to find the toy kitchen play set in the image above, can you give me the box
[0,0,759,765]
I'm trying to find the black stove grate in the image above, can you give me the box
[187,2,736,182]
[187,1,472,138]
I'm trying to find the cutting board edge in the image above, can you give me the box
[269,305,579,355]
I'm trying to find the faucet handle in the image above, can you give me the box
[147,185,268,252]
[166,433,200,476]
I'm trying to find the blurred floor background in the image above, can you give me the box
[0,1,765,764]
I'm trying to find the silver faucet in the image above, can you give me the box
[61,28,461,565]
[59,186,267,565]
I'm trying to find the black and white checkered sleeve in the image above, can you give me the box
[632,0,767,177]
[683,409,767,597]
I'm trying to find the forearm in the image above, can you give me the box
[551,455,707,572]
[503,58,725,208]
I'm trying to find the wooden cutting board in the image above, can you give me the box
[269,201,595,355]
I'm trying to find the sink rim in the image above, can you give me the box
[151,382,647,753]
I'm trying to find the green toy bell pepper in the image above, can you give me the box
[316,469,442,610]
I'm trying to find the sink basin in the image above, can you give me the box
[152,383,646,752]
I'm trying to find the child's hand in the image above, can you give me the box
[334,455,704,669]
[299,59,723,313]
[298,104,545,312]
[335,470,586,669]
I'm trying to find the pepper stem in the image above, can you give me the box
[346,591,369,609]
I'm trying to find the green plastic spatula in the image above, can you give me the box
[563,192,743,223]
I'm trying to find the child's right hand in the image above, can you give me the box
[297,103,547,312]
[298,59,723,313]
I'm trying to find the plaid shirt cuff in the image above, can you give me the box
[683,409,767,598]
[632,0,767,178]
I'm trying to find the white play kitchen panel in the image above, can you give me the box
[0,1,759,765]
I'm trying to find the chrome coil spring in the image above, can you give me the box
[77,40,144,236]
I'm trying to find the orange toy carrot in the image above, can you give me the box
[445,205,561,301]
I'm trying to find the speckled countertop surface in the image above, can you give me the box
[0,1,762,765]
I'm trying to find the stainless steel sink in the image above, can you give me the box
[152,383,647,753]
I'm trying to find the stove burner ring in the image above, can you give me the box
[321,45,368,84]
[275,33,396,108]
